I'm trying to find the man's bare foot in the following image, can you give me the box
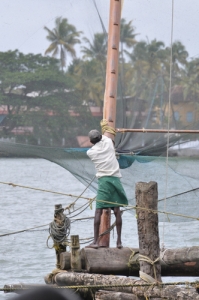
[85,243,98,249]
[117,242,123,249]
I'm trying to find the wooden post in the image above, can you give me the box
[135,181,162,283]
[98,208,111,247]
[99,0,122,248]
[70,235,82,272]
[53,204,66,269]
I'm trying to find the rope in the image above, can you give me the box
[100,119,116,136]
[64,176,96,213]
[68,198,95,218]
[139,271,157,284]
[127,249,140,270]
[139,254,160,283]
[2,210,124,238]
[95,199,199,221]
[160,248,169,266]
[78,212,117,245]
[1,199,199,239]
[0,181,93,201]
[2,281,199,291]
[162,0,174,248]
[47,214,71,249]
[0,223,49,238]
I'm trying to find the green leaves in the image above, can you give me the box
[44,17,82,69]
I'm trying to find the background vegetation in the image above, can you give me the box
[0,17,199,147]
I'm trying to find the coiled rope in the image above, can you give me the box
[48,215,71,248]
[100,119,116,136]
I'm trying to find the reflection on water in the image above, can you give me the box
[0,158,198,300]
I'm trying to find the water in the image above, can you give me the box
[0,158,199,299]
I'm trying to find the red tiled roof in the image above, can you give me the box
[76,136,92,147]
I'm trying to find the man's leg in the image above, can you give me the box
[86,208,103,249]
[113,207,123,249]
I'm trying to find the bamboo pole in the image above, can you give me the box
[103,0,121,140]
[116,128,199,134]
[99,0,122,247]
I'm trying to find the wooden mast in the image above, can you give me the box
[99,0,122,247]
[103,0,122,140]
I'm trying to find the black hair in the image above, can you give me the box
[90,135,102,144]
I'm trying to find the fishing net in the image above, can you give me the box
[0,0,199,223]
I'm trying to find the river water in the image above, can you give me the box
[0,158,199,299]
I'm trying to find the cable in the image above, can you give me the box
[162,0,174,249]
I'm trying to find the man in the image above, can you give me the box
[86,129,128,249]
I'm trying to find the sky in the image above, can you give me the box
[1,0,199,61]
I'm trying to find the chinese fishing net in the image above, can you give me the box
[0,0,199,224]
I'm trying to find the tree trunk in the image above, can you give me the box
[95,290,138,300]
[82,247,139,275]
[54,272,199,300]
[60,247,199,276]
[96,290,162,300]
[136,181,161,282]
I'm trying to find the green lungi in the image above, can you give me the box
[96,176,128,209]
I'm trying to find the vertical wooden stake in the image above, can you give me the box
[136,181,162,282]
[70,235,82,272]
[53,204,66,269]
[98,208,111,247]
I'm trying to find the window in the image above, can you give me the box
[186,112,193,122]
[174,111,180,121]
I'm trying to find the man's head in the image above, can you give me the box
[88,129,102,144]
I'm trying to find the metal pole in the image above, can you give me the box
[99,0,122,247]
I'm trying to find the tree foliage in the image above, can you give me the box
[1,17,199,147]
[0,50,98,146]
[44,17,82,70]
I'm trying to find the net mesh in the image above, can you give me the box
[0,0,199,223]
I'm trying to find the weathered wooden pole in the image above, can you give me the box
[117,128,199,134]
[70,235,82,272]
[98,208,111,247]
[99,0,122,247]
[59,246,199,276]
[53,272,199,300]
[136,181,162,283]
[52,204,66,269]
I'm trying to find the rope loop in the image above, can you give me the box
[100,119,116,136]
[139,254,160,282]
[48,213,71,247]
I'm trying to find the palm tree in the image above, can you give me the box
[119,19,137,93]
[81,33,107,62]
[120,18,137,62]
[125,39,165,99]
[164,41,188,81]
[183,58,199,102]
[44,17,81,70]
[81,32,107,76]
[74,59,105,108]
